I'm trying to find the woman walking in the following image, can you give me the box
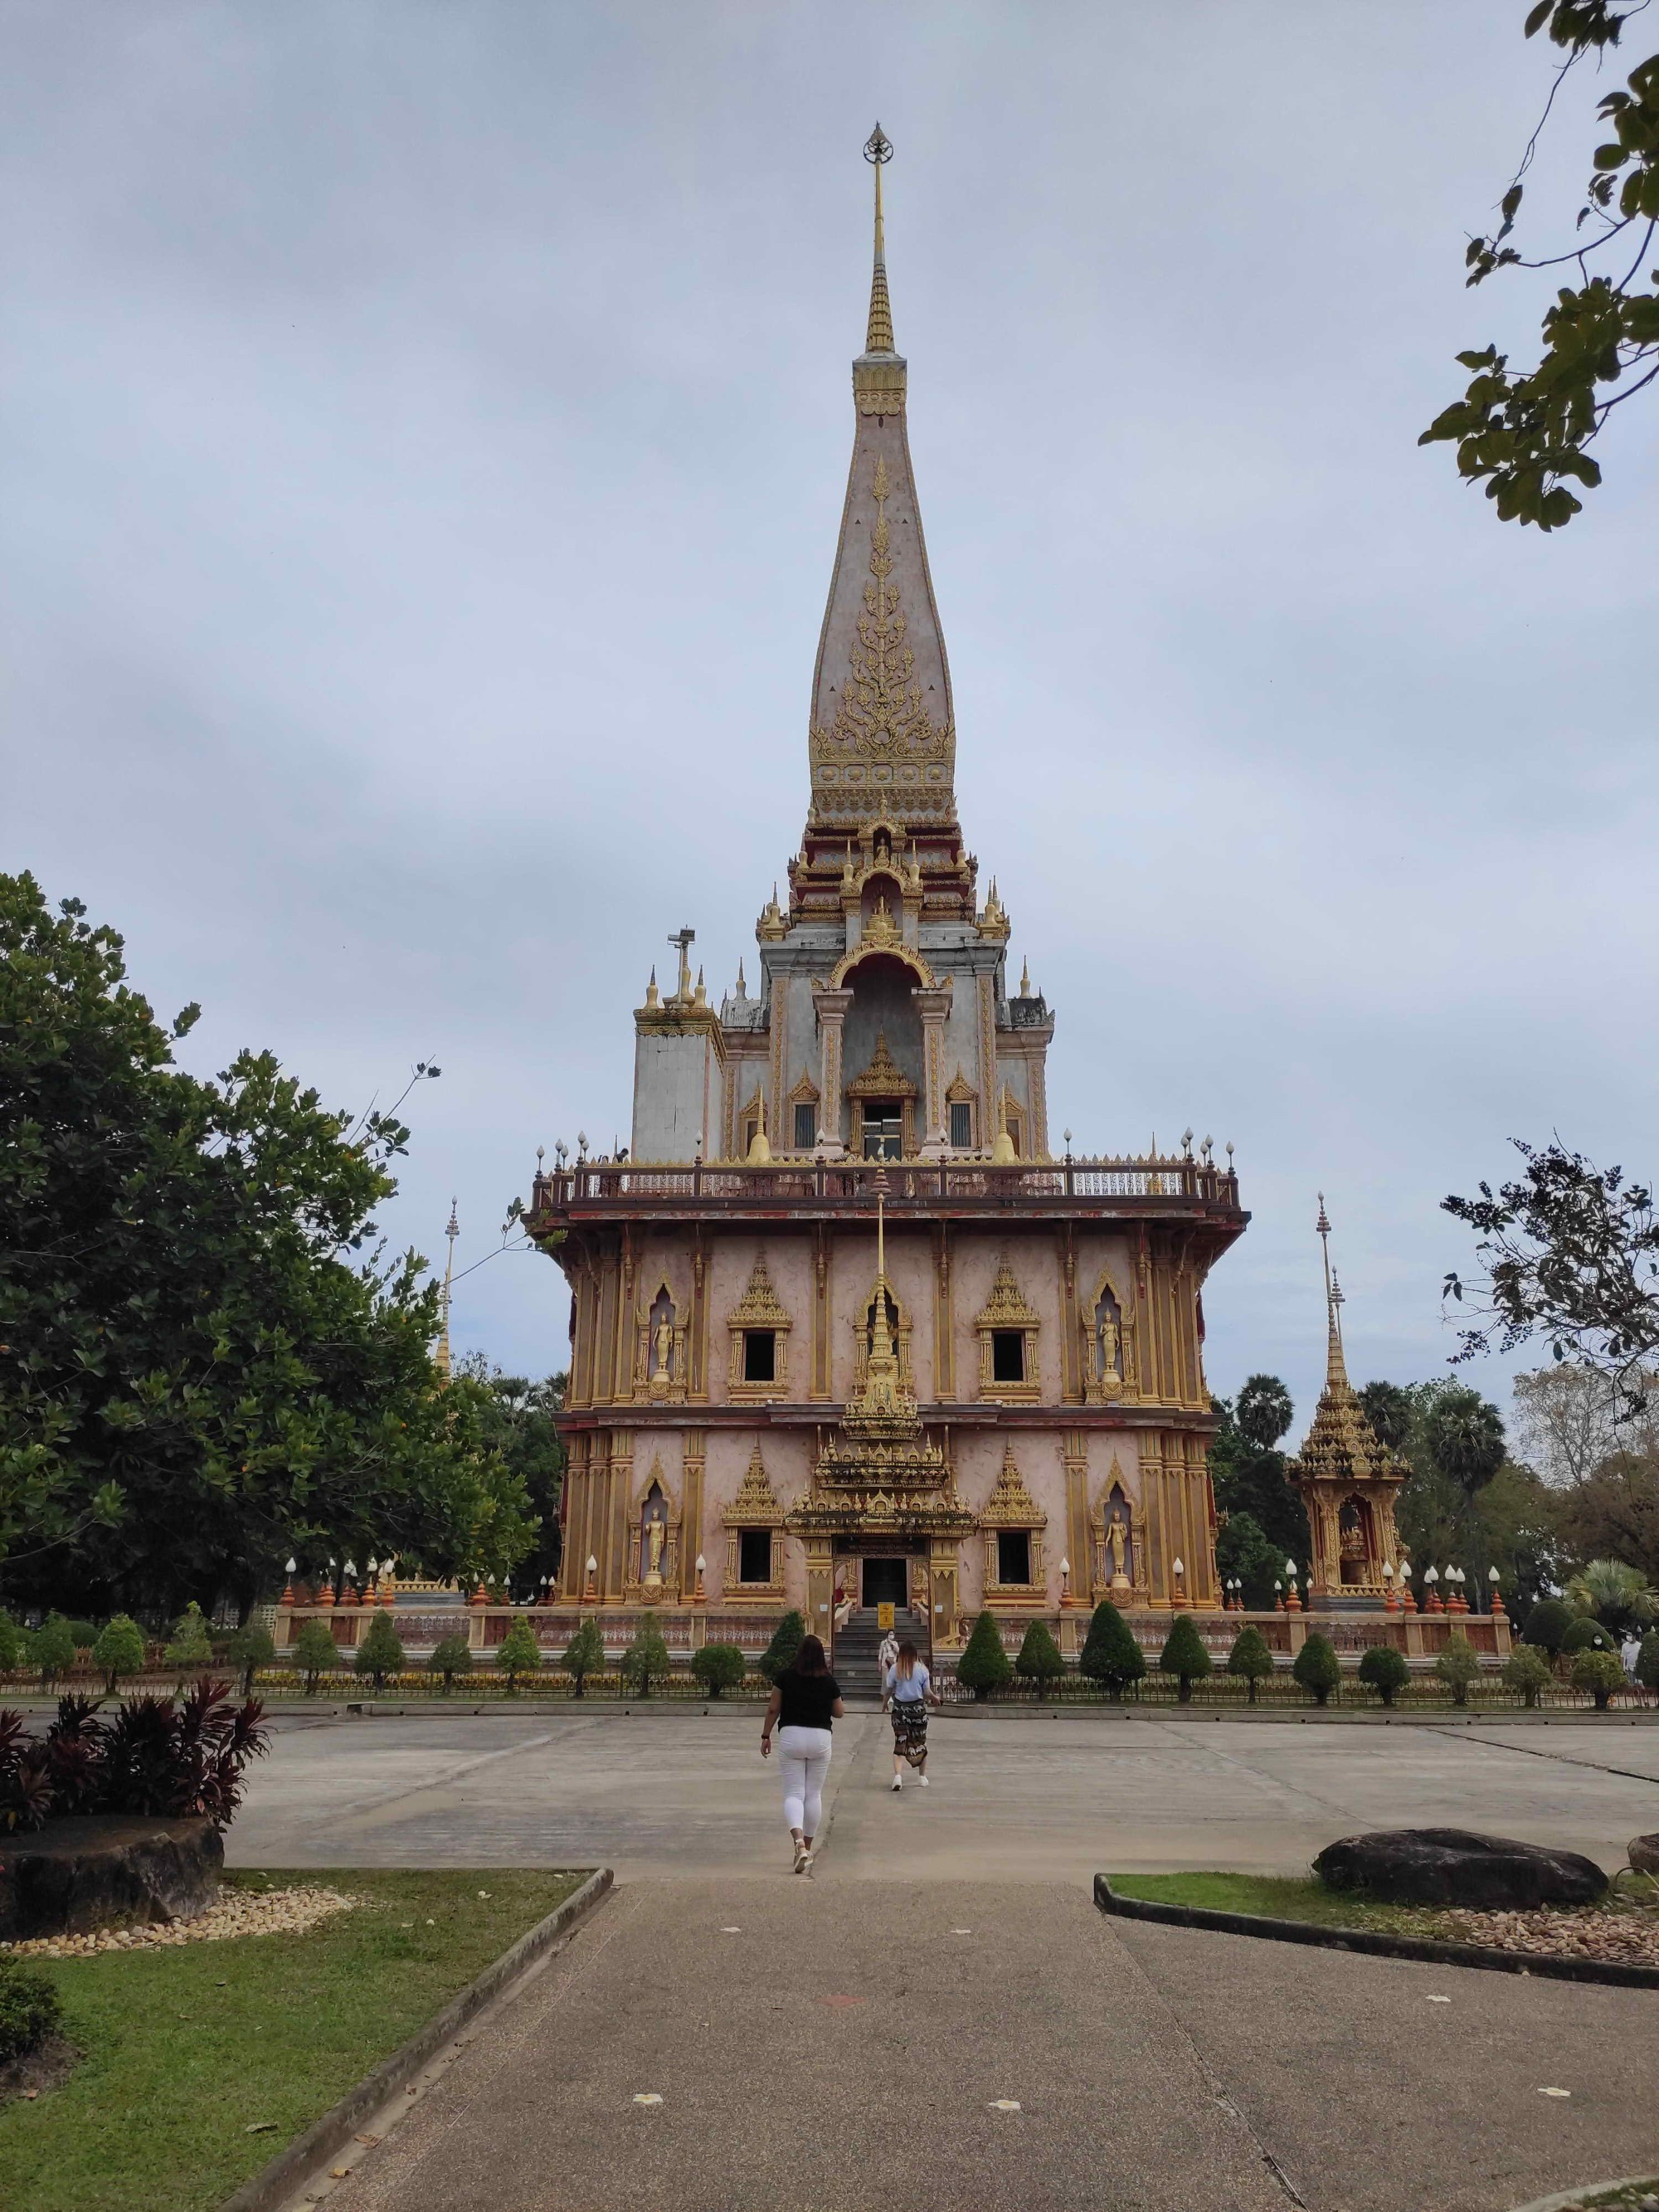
[883,1638,940,1790]
[760,1633,844,1873]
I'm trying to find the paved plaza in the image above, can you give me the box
[237,1713,1659,2212]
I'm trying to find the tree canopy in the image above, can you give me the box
[0,872,535,1615]
[1420,2,1659,528]
[1209,1376,1309,1573]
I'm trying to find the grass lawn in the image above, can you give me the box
[1108,1869,1434,1935]
[0,1867,587,2212]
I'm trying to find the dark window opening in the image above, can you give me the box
[793,1102,817,1150]
[949,1100,973,1149]
[743,1331,776,1384]
[742,1117,759,1157]
[738,1528,773,1584]
[862,1102,903,1159]
[991,1331,1025,1384]
[996,1530,1032,1585]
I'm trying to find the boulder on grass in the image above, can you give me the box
[1313,1827,1608,1910]
[1631,1832,1659,1878]
[0,1816,223,1942]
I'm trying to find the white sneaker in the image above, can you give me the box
[793,1844,809,1873]
[918,1774,929,1788]
[890,1775,902,1791]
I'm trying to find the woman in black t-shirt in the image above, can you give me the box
[760,1635,844,1873]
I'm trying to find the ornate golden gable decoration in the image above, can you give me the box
[810,456,954,786]
[945,1065,977,1104]
[975,1257,1040,1332]
[727,1445,785,1525]
[978,1443,1048,1529]
[728,1252,791,1329]
[727,1252,792,1400]
[722,1445,786,1600]
[847,1030,918,1099]
[972,1256,1042,1402]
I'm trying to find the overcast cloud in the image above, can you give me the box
[4,2,1654,1440]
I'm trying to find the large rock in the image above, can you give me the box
[1313,1827,1608,1909]
[0,1815,222,1942]
[1631,1832,1659,1878]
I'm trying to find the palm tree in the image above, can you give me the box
[1565,1558,1657,1639]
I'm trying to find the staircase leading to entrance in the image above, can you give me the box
[833,1606,930,1704]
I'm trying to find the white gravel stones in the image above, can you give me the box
[0,1883,357,1961]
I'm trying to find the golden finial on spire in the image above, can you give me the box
[863,122,895,354]
[436,1197,459,1380]
[1316,1193,1350,1387]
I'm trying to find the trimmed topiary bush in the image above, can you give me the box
[92,1615,147,1694]
[1078,1600,1146,1700]
[562,1617,603,1698]
[1358,1644,1411,1708]
[165,1602,213,1682]
[1292,1631,1342,1708]
[1502,1644,1553,1708]
[292,1619,339,1694]
[429,1634,473,1692]
[495,1616,543,1693]
[0,1611,21,1673]
[354,1610,406,1691]
[690,1642,747,1699]
[1160,1615,1213,1704]
[621,1611,670,1698]
[226,1623,276,1696]
[1572,1646,1627,1710]
[1014,1620,1065,1697]
[1435,1633,1482,1705]
[1522,1596,1575,1654]
[32,1615,77,1689]
[1559,1615,1615,1656]
[1636,1630,1659,1693]
[757,1610,806,1685]
[1226,1625,1274,1703]
[0,1956,62,2063]
[956,1610,1013,1699]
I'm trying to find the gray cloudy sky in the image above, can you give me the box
[5,3,1654,1440]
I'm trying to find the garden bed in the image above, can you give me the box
[0,1866,588,2212]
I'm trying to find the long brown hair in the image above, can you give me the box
[792,1634,830,1678]
[895,1639,917,1681]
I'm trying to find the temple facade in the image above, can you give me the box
[523,131,1248,1658]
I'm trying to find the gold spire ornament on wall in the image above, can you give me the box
[864,122,895,354]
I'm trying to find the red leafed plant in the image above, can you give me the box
[0,1683,270,1835]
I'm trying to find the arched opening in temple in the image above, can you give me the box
[1104,1482,1132,1590]
[844,956,923,1157]
[1338,1496,1374,1586]
[640,1482,669,1583]
[1094,1286,1123,1386]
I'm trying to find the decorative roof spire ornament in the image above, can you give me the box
[864,123,895,354]
[1316,1191,1349,1387]
[436,1198,459,1380]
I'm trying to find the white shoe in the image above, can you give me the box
[890,1775,902,1791]
[793,1844,809,1873]
[918,1774,929,1788]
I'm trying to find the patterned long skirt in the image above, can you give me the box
[890,1703,929,1766]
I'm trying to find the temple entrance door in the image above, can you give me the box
[862,1557,908,1610]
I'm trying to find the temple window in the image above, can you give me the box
[738,1527,773,1584]
[980,1444,1048,1598]
[997,1530,1031,1585]
[861,1101,903,1159]
[794,1101,817,1149]
[974,1257,1042,1401]
[991,1331,1025,1384]
[949,1099,973,1149]
[743,1329,777,1384]
[726,1254,792,1400]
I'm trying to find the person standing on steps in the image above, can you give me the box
[760,1633,844,1873]
[883,1638,939,1790]
[877,1619,900,1690]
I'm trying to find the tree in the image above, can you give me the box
[1357,1644,1411,1708]
[1419,4,1659,529]
[429,1634,472,1692]
[455,1359,567,1601]
[1292,1631,1341,1708]
[956,1610,1012,1700]
[354,1610,406,1691]
[1634,1629,1659,1692]
[1557,1451,1659,1585]
[1512,1362,1659,1488]
[92,1614,146,1693]
[1445,1141,1659,1416]
[620,1611,669,1698]
[1160,1615,1213,1704]
[1436,1634,1483,1707]
[1014,1619,1065,1698]
[0,871,534,1615]
[1208,1379,1309,1570]
[226,1622,276,1695]
[0,1611,20,1672]
[32,1613,76,1688]
[1214,1510,1283,1611]
[1504,1644,1554,1708]
[1358,1381,1415,1455]
[1566,1557,1657,1635]
[495,1615,543,1694]
[292,1619,339,1694]
[1573,1645,1627,1709]
[1235,1376,1294,1451]
[757,1610,805,1685]
[165,1601,213,1682]
[1078,1600,1146,1699]
[1524,1596,1577,1653]
[689,1642,747,1699]
[1424,1391,1508,1496]
[562,1616,603,1698]
[1226,1625,1274,1704]
[1560,1613,1616,1654]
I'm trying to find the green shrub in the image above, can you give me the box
[1078,1600,1146,1699]
[1435,1634,1482,1705]
[164,1601,213,1679]
[1572,1647,1627,1710]
[1636,1630,1659,1693]
[0,1957,62,2063]
[1521,1596,1575,1654]
[1357,1644,1411,1707]
[1292,1631,1342,1707]
[620,1611,670,1698]
[226,1623,276,1695]
[0,1611,20,1672]
[292,1619,340,1693]
[354,1610,406,1690]
[956,1611,1013,1700]
[1559,1615,1615,1656]
[32,1614,77,1688]
[1014,1620,1065,1695]
[757,1610,806,1685]
[689,1642,747,1699]
[562,1616,603,1697]
[495,1616,543,1693]
[92,1615,147,1693]
[1159,1615,1213,1704]
[66,1619,100,1650]
[429,1634,473,1690]
[1226,1625,1274,1703]
[1502,1644,1554,1708]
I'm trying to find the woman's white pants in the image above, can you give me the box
[777,1724,833,1834]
